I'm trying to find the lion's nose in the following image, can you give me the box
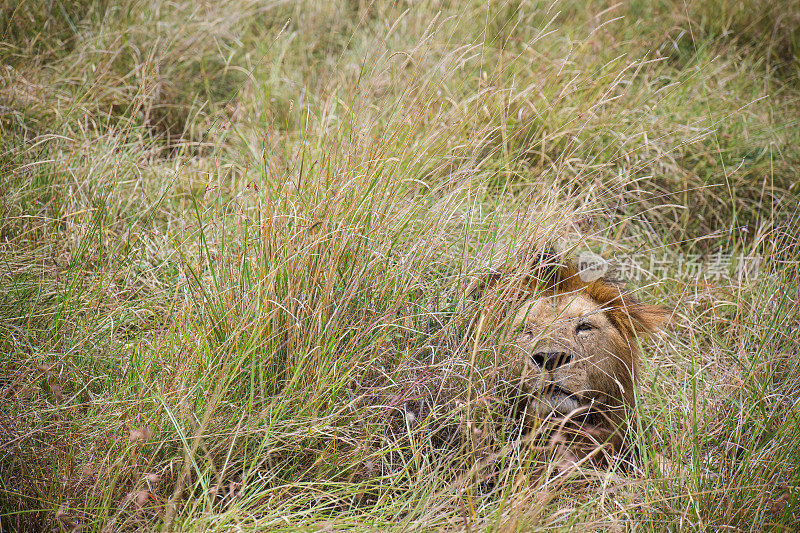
[531,351,571,371]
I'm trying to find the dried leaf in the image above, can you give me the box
[227,480,242,499]
[56,503,77,530]
[129,426,152,443]
[771,490,791,516]
[143,473,161,484]
[133,490,151,509]
[37,365,64,404]
[49,381,63,404]
[314,521,335,532]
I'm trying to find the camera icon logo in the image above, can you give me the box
[577,251,608,282]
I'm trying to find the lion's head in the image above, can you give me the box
[479,254,671,454]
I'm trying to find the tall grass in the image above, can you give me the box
[1,0,799,531]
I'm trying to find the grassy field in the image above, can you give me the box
[2,0,799,530]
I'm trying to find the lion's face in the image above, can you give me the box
[474,255,669,453]
[512,291,637,425]
[495,274,670,452]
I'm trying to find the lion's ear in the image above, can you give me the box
[628,303,673,334]
[603,290,673,337]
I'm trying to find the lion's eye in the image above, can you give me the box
[575,322,594,334]
[522,325,535,336]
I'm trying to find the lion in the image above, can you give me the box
[476,253,671,461]
[357,252,670,473]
